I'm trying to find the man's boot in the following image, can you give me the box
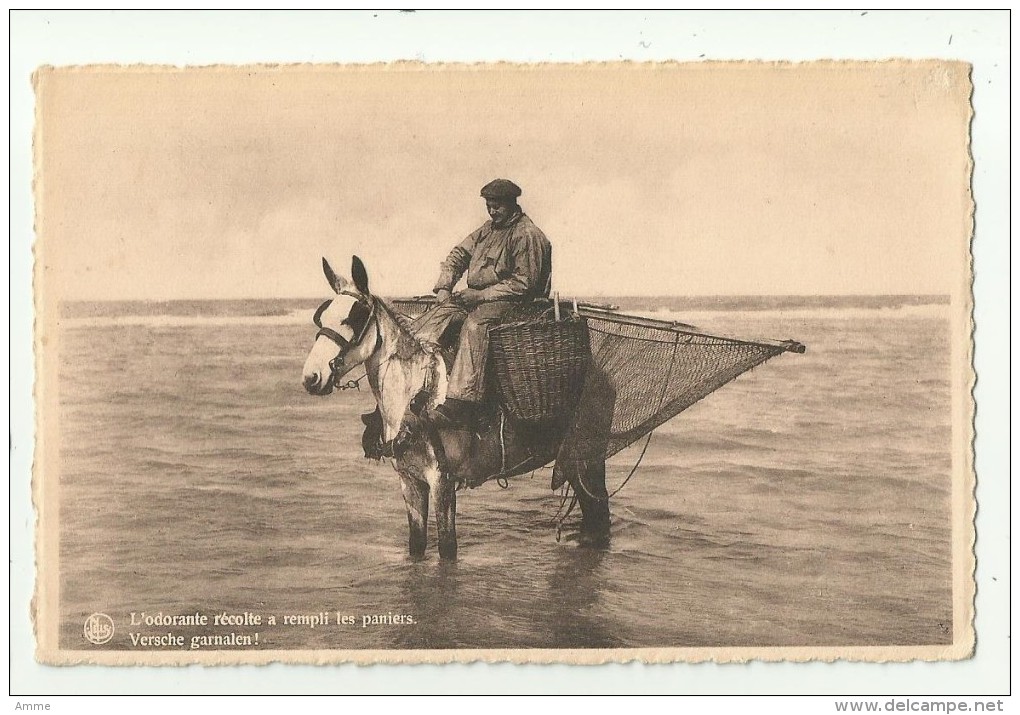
[391,389,432,457]
[361,408,385,459]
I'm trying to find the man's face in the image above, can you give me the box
[485,198,515,227]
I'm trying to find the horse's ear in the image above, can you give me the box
[351,255,369,295]
[322,257,348,294]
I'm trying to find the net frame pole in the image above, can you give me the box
[576,306,806,354]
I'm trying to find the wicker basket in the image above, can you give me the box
[489,316,592,422]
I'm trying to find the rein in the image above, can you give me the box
[314,291,380,390]
[313,293,438,402]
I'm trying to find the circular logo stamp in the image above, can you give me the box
[83,613,115,645]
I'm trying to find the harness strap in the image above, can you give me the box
[317,299,381,389]
[316,327,351,349]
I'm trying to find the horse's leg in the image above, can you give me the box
[571,460,611,547]
[398,473,430,558]
[431,472,458,560]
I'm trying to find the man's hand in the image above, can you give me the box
[435,289,452,304]
[453,288,485,308]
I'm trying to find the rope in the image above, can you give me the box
[583,330,672,499]
[571,460,604,503]
[337,331,438,393]
[586,323,739,345]
[552,483,579,542]
[331,296,435,393]
[608,431,653,498]
[499,410,507,474]
[552,483,572,520]
[548,429,648,541]
[493,454,538,481]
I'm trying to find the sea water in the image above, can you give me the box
[56,295,953,649]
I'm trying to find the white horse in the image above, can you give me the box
[302,256,458,558]
[302,256,611,560]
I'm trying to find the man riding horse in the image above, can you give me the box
[414,178,552,431]
[302,180,803,557]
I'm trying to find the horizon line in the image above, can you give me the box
[57,292,953,303]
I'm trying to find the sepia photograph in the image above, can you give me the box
[13,10,1008,698]
[32,59,975,664]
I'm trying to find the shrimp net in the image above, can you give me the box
[578,315,795,457]
[391,298,801,489]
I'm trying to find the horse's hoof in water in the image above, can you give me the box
[576,530,611,550]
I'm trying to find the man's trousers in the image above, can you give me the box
[412,300,519,403]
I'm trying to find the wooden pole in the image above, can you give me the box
[577,305,806,354]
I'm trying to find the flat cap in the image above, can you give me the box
[480,178,522,200]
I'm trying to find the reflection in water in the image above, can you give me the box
[393,560,462,649]
[391,545,620,650]
[542,546,622,648]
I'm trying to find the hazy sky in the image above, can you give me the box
[36,62,971,300]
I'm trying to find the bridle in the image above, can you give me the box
[312,291,379,389]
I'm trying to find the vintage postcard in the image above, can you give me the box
[32,61,974,665]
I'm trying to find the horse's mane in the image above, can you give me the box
[373,297,424,361]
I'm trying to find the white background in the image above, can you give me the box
[8,9,1010,698]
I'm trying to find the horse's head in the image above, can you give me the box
[302,255,379,396]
